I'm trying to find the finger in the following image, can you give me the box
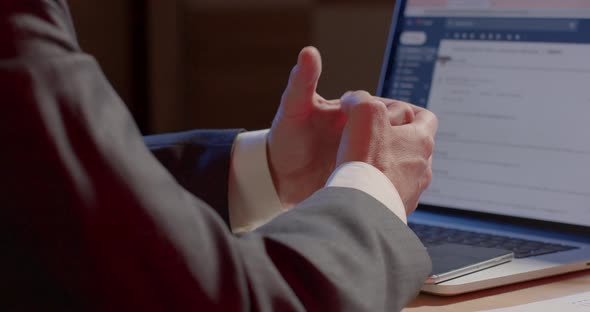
[338,91,388,164]
[372,96,416,125]
[280,46,322,116]
[341,91,389,132]
[386,101,415,126]
[409,104,428,115]
[411,108,439,136]
[374,96,400,105]
[375,96,426,114]
[341,91,386,116]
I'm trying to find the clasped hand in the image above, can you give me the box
[268,47,438,216]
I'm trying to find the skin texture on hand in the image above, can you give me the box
[268,46,433,211]
[337,91,439,215]
[267,47,346,209]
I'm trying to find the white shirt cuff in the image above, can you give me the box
[228,129,285,234]
[325,162,407,224]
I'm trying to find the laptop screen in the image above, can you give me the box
[379,0,590,227]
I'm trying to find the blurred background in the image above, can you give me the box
[68,0,395,135]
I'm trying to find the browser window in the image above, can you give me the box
[381,0,590,227]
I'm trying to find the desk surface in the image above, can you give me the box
[404,270,590,311]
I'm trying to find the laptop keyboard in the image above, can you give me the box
[409,222,578,259]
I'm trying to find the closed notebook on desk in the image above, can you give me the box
[377,0,590,296]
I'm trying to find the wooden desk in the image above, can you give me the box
[404,270,590,311]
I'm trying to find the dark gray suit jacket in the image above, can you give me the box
[1,1,431,311]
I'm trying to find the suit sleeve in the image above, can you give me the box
[144,130,242,227]
[1,1,431,311]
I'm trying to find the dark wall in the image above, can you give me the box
[181,6,312,132]
[68,0,148,132]
[68,0,395,134]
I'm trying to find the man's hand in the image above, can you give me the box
[268,47,418,209]
[337,91,438,215]
[267,47,346,209]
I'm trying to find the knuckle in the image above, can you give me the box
[387,100,410,110]
[415,126,435,156]
[424,110,439,128]
[430,111,440,128]
[422,135,435,155]
[418,157,430,171]
[417,109,438,127]
[402,104,414,122]
[391,102,412,115]
[400,102,412,110]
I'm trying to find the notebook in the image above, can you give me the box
[377,0,590,296]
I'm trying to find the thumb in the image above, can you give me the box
[280,46,322,116]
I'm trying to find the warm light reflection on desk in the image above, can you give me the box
[404,270,590,312]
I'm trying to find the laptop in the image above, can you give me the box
[377,0,590,296]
